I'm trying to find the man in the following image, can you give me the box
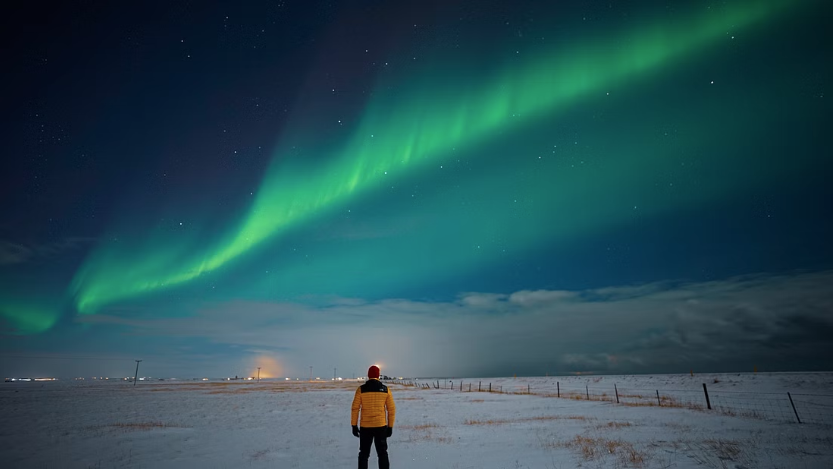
[351,365,396,469]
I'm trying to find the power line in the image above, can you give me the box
[133,360,142,386]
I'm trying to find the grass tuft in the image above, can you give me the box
[104,421,184,432]
[465,415,586,425]
[553,435,648,468]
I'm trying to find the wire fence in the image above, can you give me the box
[384,379,832,426]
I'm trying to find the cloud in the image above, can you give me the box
[77,270,832,377]
[508,290,576,306]
[0,237,96,265]
[0,241,31,265]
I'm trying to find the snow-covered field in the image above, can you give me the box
[1,373,830,468]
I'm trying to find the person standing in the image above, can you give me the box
[351,365,396,469]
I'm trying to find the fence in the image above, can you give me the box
[383,379,832,425]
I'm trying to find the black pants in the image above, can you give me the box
[358,426,389,469]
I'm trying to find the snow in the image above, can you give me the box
[1,373,830,468]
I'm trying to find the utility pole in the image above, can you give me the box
[257,367,261,383]
[309,366,313,382]
[334,367,337,380]
[133,360,142,386]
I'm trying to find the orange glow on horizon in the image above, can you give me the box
[250,356,283,379]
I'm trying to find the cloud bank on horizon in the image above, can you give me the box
[8,270,825,378]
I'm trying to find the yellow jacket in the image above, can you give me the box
[351,378,396,428]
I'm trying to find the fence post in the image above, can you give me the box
[460,381,462,392]
[702,383,711,410]
[586,385,589,400]
[479,381,481,392]
[469,383,471,392]
[557,382,560,398]
[656,390,660,406]
[787,392,801,424]
[614,384,619,404]
[528,384,530,394]
[489,383,492,392]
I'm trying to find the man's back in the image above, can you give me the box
[351,379,396,428]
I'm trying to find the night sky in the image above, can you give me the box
[1,0,830,379]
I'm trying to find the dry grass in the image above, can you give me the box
[603,421,633,429]
[562,393,614,402]
[663,421,692,432]
[620,397,703,411]
[139,379,374,395]
[554,435,648,468]
[714,407,763,420]
[687,438,750,468]
[185,380,368,395]
[470,399,484,403]
[400,423,451,444]
[704,438,741,460]
[465,415,586,425]
[620,401,659,408]
[104,421,185,432]
[399,423,439,430]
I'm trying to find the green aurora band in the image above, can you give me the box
[69,0,794,315]
[0,299,61,335]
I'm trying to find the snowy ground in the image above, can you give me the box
[1,373,830,468]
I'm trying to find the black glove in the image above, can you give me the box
[386,426,393,438]
[352,425,360,438]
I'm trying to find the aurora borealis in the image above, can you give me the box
[1,0,830,378]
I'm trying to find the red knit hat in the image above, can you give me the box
[368,365,380,379]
